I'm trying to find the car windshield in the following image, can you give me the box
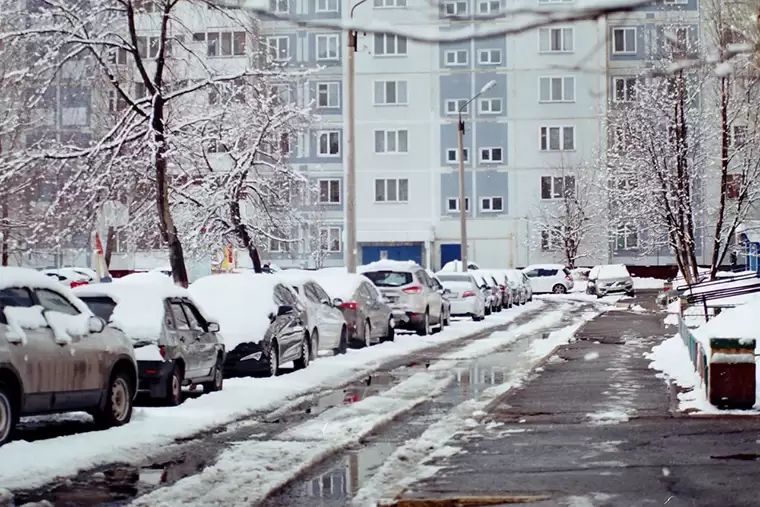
[598,264,630,279]
[437,274,471,282]
[362,270,413,287]
[442,281,473,291]
[78,296,117,321]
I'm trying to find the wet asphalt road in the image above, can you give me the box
[398,293,760,507]
[11,298,592,507]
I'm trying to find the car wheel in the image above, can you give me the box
[310,329,319,361]
[164,364,183,406]
[382,317,395,342]
[363,320,372,347]
[266,340,279,377]
[626,290,636,297]
[93,371,134,428]
[416,310,430,336]
[333,327,348,355]
[443,308,450,326]
[0,382,17,446]
[485,305,491,316]
[294,336,311,370]
[203,356,224,394]
[552,284,567,294]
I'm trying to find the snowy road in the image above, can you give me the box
[8,296,614,506]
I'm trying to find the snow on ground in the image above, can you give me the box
[537,291,623,304]
[129,304,569,507]
[350,308,604,507]
[633,277,665,290]
[0,301,544,491]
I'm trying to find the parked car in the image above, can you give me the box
[587,264,635,298]
[485,270,513,309]
[505,269,533,305]
[74,282,225,405]
[522,264,574,294]
[435,272,487,321]
[0,267,138,446]
[41,267,94,288]
[312,269,396,347]
[470,270,502,313]
[358,260,445,336]
[189,273,310,378]
[426,270,451,327]
[275,270,349,356]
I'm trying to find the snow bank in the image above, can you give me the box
[73,283,190,343]
[691,294,760,349]
[632,277,665,290]
[189,274,279,348]
[0,303,541,490]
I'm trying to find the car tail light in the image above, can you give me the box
[402,286,422,294]
[340,301,359,310]
[565,275,572,281]
[70,280,89,288]
[158,345,166,359]
[499,285,506,292]
[462,291,476,298]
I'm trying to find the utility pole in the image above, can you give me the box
[345,0,366,273]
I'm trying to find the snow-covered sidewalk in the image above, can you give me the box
[0,301,544,490]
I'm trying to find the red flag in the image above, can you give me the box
[95,232,105,256]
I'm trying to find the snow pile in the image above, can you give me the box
[2,306,46,344]
[629,304,647,313]
[74,283,191,343]
[189,273,279,348]
[632,277,665,290]
[691,294,760,348]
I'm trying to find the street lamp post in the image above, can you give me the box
[345,0,367,274]
[457,80,497,272]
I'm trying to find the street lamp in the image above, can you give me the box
[345,0,367,273]
[457,79,497,272]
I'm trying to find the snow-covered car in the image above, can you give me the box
[505,269,533,305]
[41,267,95,288]
[358,260,444,336]
[587,264,635,298]
[522,264,574,294]
[426,270,451,327]
[189,273,310,377]
[435,272,487,321]
[73,282,225,405]
[312,269,396,347]
[439,260,481,272]
[470,270,502,313]
[275,270,349,356]
[484,270,513,309]
[0,267,138,446]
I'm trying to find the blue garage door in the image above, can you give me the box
[361,244,423,266]
[440,244,461,269]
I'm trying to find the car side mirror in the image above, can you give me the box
[442,288,451,295]
[332,297,344,307]
[277,305,294,317]
[88,315,106,334]
[207,321,220,333]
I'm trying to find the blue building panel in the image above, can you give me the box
[473,36,507,68]
[473,73,506,118]
[361,244,423,265]
[439,74,472,117]
[304,0,342,18]
[653,23,700,58]
[439,40,472,69]
[608,24,648,60]
[307,31,342,67]
[474,121,507,166]
[439,124,473,168]
[440,171,474,216]
[475,170,508,215]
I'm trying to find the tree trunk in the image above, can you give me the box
[710,77,730,280]
[1,200,8,267]
[229,200,262,273]
[153,96,189,287]
[104,226,117,268]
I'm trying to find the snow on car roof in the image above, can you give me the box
[73,282,191,342]
[311,269,371,301]
[523,264,567,270]
[116,271,175,285]
[359,260,420,272]
[275,269,318,287]
[189,273,280,348]
[596,264,631,278]
[0,266,92,315]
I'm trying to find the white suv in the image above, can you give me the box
[522,264,574,294]
[359,261,444,336]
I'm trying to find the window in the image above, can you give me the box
[540,227,564,251]
[316,0,339,11]
[320,227,341,252]
[374,34,407,56]
[540,126,575,151]
[269,236,284,252]
[270,0,289,13]
[665,26,691,50]
[266,36,290,61]
[108,48,128,65]
[539,76,575,102]
[612,77,637,102]
[108,90,128,113]
[726,174,742,199]
[445,99,469,115]
[478,0,500,13]
[478,49,501,64]
[610,124,631,150]
[272,83,293,104]
[182,303,205,331]
[233,32,246,55]
[612,27,637,54]
[446,197,469,212]
[375,129,409,153]
[169,302,190,330]
[540,175,576,199]
[480,196,503,212]
[443,1,467,15]
[61,107,87,126]
[374,178,409,202]
[614,225,638,250]
[319,179,340,203]
[373,0,406,7]
[317,130,340,156]
[373,80,408,105]
[446,148,469,162]
[731,125,747,147]
[35,289,80,316]
[317,82,340,108]
[478,98,502,114]
[445,50,468,66]
[480,147,503,162]
[316,34,339,60]
[136,36,161,59]
[539,27,573,52]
